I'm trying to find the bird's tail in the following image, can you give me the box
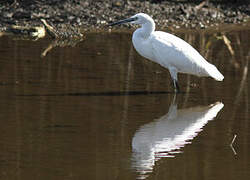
[206,64,224,81]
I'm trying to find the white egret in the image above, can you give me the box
[109,13,224,93]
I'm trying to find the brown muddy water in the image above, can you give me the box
[0,26,249,180]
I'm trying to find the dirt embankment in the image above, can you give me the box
[0,0,250,31]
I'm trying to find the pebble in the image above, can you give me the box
[0,0,249,30]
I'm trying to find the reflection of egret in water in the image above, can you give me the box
[131,96,224,179]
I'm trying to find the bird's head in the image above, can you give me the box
[108,13,154,26]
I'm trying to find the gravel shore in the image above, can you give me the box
[0,0,249,31]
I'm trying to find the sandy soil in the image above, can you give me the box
[0,0,249,31]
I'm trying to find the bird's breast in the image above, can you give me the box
[132,33,155,61]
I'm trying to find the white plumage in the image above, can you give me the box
[109,13,224,92]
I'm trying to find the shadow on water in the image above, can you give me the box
[16,90,190,97]
[16,90,172,96]
[0,25,249,180]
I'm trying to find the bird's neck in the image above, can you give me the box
[140,21,155,38]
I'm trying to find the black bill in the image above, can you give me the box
[108,17,137,26]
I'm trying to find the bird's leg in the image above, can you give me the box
[173,80,180,93]
[169,67,180,93]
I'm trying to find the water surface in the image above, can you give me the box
[0,26,249,180]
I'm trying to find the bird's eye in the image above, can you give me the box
[133,17,138,21]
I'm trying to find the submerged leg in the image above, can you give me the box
[173,80,180,93]
[169,67,180,93]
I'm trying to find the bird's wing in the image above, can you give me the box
[150,31,208,75]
